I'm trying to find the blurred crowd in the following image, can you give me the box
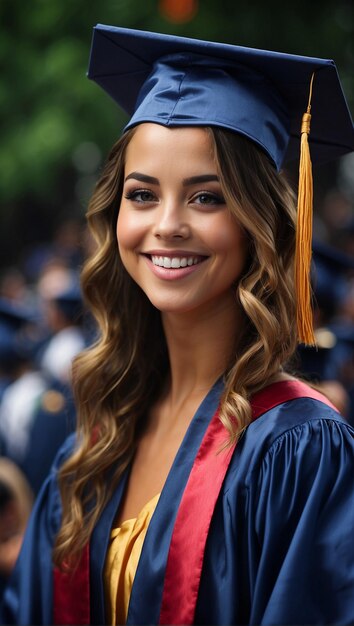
[296,181,354,422]
[0,188,354,595]
[0,217,94,596]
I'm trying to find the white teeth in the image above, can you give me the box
[151,255,202,269]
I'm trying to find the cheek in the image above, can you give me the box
[213,229,241,250]
[116,206,143,252]
[211,218,249,282]
[206,217,247,259]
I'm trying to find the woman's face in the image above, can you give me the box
[117,123,248,317]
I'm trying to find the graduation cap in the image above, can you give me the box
[87,25,354,345]
[0,298,36,329]
[52,282,83,324]
[0,298,37,369]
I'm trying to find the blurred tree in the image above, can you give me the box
[0,0,352,269]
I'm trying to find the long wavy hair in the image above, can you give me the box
[53,126,297,567]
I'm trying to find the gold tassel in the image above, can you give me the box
[295,73,316,346]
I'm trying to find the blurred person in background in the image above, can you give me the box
[0,268,32,307]
[321,189,353,249]
[0,458,33,602]
[38,275,87,384]
[0,298,40,408]
[18,374,77,496]
[0,298,46,453]
[23,269,83,494]
[0,302,25,404]
[298,240,354,424]
[0,292,78,495]
[23,268,86,493]
[22,218,86,288]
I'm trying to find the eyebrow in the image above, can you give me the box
[124,172,219,186]
[183,174,219,186]
[125,172,159,185]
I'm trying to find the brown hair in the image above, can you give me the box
[53,126,297,567]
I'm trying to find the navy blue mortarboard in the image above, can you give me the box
[53,283,83,324]
[0,299,37,369]
[88,25,354,170]
[0,298,35,330]
[87,26,354,346]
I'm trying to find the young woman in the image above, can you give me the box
[2,26,354,626]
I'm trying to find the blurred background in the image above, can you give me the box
[0,0,353,592]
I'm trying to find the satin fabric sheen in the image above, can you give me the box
[159,381,339,625]
[53,544,90,626]
[1,379,354,625]
[104,493,160,625]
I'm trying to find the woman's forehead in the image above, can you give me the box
[124,124,216,171]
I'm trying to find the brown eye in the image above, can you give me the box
[192,192,225,205]
[124,189,157,203]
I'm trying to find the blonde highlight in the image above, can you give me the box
[209,129,297,439]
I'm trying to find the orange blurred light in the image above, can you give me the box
[159,0,198,23]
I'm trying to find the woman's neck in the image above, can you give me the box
[161,295,243,409]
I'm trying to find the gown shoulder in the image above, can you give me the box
[222,400,354,625]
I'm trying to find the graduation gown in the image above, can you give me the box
[1,379,354,625]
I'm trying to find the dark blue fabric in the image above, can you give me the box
[1,388,354,625]
[125,54,289,170]
[127,379,223,625]
[20,380,76,496]
[0,436,75,625]
[88,26,354,167]
[195,400,354,625]
[90,469,129,624]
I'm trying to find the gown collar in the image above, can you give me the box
[90,377,224,624]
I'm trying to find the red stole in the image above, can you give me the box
[53,380,336,625]
[53,548,90,625]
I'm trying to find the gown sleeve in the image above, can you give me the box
[0,435,75,626]
[249,417,354,625]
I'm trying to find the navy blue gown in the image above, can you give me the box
[1,379,354,625]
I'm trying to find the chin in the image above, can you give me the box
[150,301,193,314]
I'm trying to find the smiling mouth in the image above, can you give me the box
[149,255,207,269]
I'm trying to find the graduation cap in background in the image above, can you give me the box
[52,282,83,325]
[0,298,35,329]
[87,25,354,346]
[0,298,37,370]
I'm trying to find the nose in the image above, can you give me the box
[153,201,190,240]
